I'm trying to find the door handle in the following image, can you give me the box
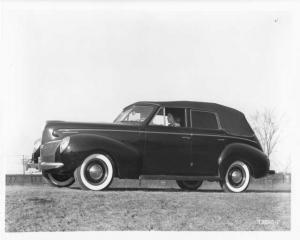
[217,138,225,141]
[181,136,191,140]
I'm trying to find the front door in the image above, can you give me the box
[142,107,192,175]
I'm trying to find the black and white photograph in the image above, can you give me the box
[1,0,299,236]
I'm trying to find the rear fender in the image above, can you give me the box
[218,143,270,178]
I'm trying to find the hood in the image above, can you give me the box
[41,120,140,143]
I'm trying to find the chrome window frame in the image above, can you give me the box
[148,107,188,128]
[114,104,156,124]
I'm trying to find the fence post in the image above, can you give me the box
[22,155,25,175]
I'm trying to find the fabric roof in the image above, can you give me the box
[132,101,254,136]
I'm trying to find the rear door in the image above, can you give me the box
[190,110,227,175]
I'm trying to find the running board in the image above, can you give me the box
[139,175,220,181]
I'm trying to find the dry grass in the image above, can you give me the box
[5,182,290,231]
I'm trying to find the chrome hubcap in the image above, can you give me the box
[88,164,103,180]
[231,170,243,183]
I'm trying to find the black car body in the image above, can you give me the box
[32,101,274,192]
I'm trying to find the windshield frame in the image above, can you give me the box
[114,104,157,126]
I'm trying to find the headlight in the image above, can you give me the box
[60,136,70,153]
[33,138,41,151]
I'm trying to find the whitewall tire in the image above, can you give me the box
[223,161,250,193]
[74,154,114,191]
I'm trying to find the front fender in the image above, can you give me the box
[57,134,142,178]
[218,143,270,178]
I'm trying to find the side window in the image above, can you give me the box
[150,108,166,126]
[191,111,219,129]
[150,107,186,127]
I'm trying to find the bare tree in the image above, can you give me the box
[250,110,279,158]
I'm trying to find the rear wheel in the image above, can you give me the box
[74,153,114,191]
[42,171,75,187]
[176,180,203,190]
[222,161,250,193]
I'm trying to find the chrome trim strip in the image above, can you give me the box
[60,128,140,133]
[57,128,257,143]
[39,162,64,170]
[184,108,188,128]
[61,131,79,134]
[46,140,62,143]
[147,131,189,136]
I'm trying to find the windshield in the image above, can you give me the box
[114,105,155,125]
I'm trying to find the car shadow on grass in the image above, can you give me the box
[68,186,290,193]
[69,186,222,192]
[107,188,225,192]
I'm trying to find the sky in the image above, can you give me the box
[1,0,298,173]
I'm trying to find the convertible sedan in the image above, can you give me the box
[31,101,274,192]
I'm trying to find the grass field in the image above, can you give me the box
[5,180,290,231]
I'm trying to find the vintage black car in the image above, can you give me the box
[31,101,274,192]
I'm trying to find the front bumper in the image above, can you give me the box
[39,162,64,170]
[39,140,63,171]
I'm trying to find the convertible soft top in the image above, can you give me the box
[133,101,254,137]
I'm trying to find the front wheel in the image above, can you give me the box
[42,171,75,187]
[74,154,114,191]
[176,180,203,190]
[222,161,251,193]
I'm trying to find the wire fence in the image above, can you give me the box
[5,155,41,175]
[4,155,291,186]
